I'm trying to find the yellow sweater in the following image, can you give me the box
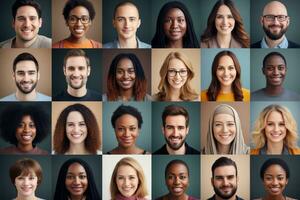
[201,88,250,102]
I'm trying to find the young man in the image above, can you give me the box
[153,105,199,155]
[0,52,51,101]
[0,0,51,48]
[103,1,150,48]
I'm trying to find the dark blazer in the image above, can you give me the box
[251,39,300,48]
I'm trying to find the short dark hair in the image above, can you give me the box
[63,49,90,67]
[260,158,290,179]
[263,52,287,69]
[211,157,237,177]
[0,104,49,146]
[13,52,39,72]
[162,105,189,127]
[12,0,42,19]
[111,105,143,129]
[165,159,189,178]
[113,1,139,19]
[63,0,96,21]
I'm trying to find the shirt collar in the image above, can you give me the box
[116,38,140,48]
[261,35,288,48]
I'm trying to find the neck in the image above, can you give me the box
[265,35,285,48]
[220,85,232,94]
[166,144,185,155]
[166,193,188,200]
[67,35,87,44]
[14,36,38,48]
[16,90,37,101]
[70,194,85,200]
[264,85,284,95]
[16,194,36,200]
[17,143,34,152]
[168,89,182,101]
[114,145,141,154]
[264,194,285,200]
[67,143,89,154]
[217,143,231,154]
[167,40,183,48]
[216,33,232,48]
[266,142,284,154]
[67,86,87,97]
[215,194,236,200]
[118,36,137,48]
[119,88,134,101]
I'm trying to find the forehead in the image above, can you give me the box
[15,60,37,71]
[70,6,90,16]
[16,5,39,17]
[263,1,288,15]
[264,164,286,175]
[117,165,137,175]
[168,58,186,69]
[165,115,186,124]
[214,165,236,176]
[217,5,232,14]
[265,55,286,65]
[165,8,185,18]
[267,110,283,120]
[218,55,234,66]
[167,163,188,174]
[18,169,37,177]
[66,56,87,67]
[116,114,138,125]
[115,4,139,17]
[67,162,86,173]
[117,58,134,69]
[67,111,85,122]
[214,113,234,122]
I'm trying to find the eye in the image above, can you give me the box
[227,122,235,126]
[179,175,187,180]
[227,15,234,19]
[79,175,87,179]
[228,66,235,71]
[177,18,185,23]
[79,122,86,127]
[129,127,136,131]
[217,66,224,71]
[66,175,75,180]
[164,18,172,24]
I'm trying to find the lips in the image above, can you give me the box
[21,186,33,192]
[120,137,133,144]
[71,186,84,193]
[21,134,33,141]
[73,28,84,34]
[172,187,183,193]
[269,186,281,193]
[169,30,181,37]
[71,133,83,139]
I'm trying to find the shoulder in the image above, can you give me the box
[152,93,161,101]
[200,90,208,101]
[185,143,200,154]
[52,39,65,48]
[251,40,262,48]
[285,197,297,200]
[251,88,266,100]
[153,145,168,154]
[34,147,49,155]
[200,38,216,48]
[102,93,108,101]
[137,38,151,48]
[36,93,51,101]
[53,90,67,100]
[0,146,16,154]
[0,37,14,48]
[250,148,260,155]
[144,93,152,101]
[231,37,243,48]
[37,35,52,48]
[290,148,300,155]
[90,39,102,48]
[288,40,300,48]
[86,89,102,100]
[0,93,17,101]
[242,88,250,101]
[103,40,118,48]
[188,196,200,200]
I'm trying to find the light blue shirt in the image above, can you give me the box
[261,35,289,48]
[0,92,51,101]
[104,37,151,48]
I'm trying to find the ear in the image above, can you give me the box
[211,177,214,187]
[137,19,141,29]
[262,67,266,75]
[260,16,264,26]
[39,18,42,28]
[87,66,91,76]
[63,66,67,76]
[12,19,15,29]
[112,19,116,28]
[186,126,189,135]
[287,16,290,26]
[37,71,40,81]
[161,126,165,136]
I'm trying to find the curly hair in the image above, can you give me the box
[165,159,189,178]
[111,104,143,129]
[260,158,290,179]
[53,103,101,154]
[0,103,49,146]
[151,1,199,48]
[252,104,298,149]
[201,0,250,48]
[63,0,96,21]
[206,50,243,101]
[110,157,148,200]
[107,53,147,101]
[156,51,198,101]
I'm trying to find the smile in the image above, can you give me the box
[71,133,83,138]
[172,187,183,193]
[74,29,84,34]
[21,134,33,141]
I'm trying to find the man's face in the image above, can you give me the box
[263,55,287,87]
[162,115,189,150]
[64,56,90,90]
[211,165,238,199]
[113,4,141,41]
[14,60,39,94]
[13,6,42,42]
[261,1,289,40]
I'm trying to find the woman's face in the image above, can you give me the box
[167,58,188,90]
[213,113,236,146]
[163,8,187,43]
[66,111,88,145]
[15,172,38,197]
[166,163,189,197]
[216,55,236,88]
[264,111,287,145]
[115,114,140,148]
[67,6,91,39]
[116,58,136,91]
[215,5,235,36]
[263,164,288,196]
[65,163,88,198]
[16,115,36,147]
[116,165,139,197]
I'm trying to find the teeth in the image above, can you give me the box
[173,187,183,192]
[270,187,280,192]
[71,134,82,138]
[74,29,84,34]
[22,135,32,141]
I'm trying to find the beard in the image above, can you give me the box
[66,76,86,90]
[165,136,186,150]
[213,184,237,199]
[263,24,288,40]
[16,80,37,94]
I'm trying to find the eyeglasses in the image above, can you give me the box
[167,69,188,77]
[68,15,90,24]
[263,15,288,22]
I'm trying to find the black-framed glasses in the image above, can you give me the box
[167,69,188,77]
[68,15,90,24]
[263,15,288,22]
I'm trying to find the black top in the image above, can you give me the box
[106,150,147,154]
[251,39,300,48]
[153,143,200,155]
[53,89,101,101]
[207,195,244,200]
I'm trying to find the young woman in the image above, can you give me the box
[52,0,102,48]
[151,1,199,48]
[201,0,249,48]
[53,103,101,154]
[54,158,101,200]
[107,105,149,154]
[10,158,45,200]
[103,53,151,101]
[110,157,148,200]
[253,158,297,200]
[156,159,199,200]
[251,104,300,155]
[154,51,198,101]
[0,104,49,155]
[201,50,250,101]
[203,104,249,154]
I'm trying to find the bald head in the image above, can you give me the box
[263,1,288,16]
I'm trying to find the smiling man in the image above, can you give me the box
[251,1,300,48]
[251,52,300,101]
[0,0,51,48]
[54,49,101,101]
[0,52,50,101]
[153,105,199,155]
[104,1,150,48]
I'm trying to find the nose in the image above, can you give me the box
[23,18,31,27]
[223,124,229,132]
[23,177,30,185]
[172,127,180,137]
[222,17,228,25]
[272,178,279,185]
[274,123,280,131]
[74,124,80,132]
[75,18,83,25]
[23,73,30,81]
[74,176,81,184]
[123,128,130,136]
[224,68,230,76]
[124,178,130,186]
[171,20,178,28]
[123,71,129,78]
[174,176,181,184]
[273,67,279,75]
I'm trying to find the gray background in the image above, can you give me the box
[152,155,200,199]
[152,102,200,152]
[102,102,152,153]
